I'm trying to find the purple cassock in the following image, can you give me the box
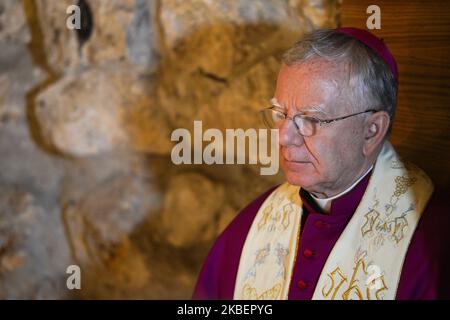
[192,170,450,300]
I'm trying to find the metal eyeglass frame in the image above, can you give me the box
[260,107,379,137]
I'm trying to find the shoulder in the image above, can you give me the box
[414,188,450,257]
[192,185,279,299]
[398,188,450,299]
[204,184,280,261]
[220,185,279,239]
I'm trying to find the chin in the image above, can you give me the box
[280,158,324,189]
[282,165,320,189]
[284,173,315,188]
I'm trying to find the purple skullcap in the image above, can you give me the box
[335,27,398,83]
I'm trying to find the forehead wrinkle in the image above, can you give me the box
[271,97,328,116]
[302,105,328,116]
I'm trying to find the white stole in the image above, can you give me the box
[233,142,434,300]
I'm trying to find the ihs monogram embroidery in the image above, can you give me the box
[321,257,388,300]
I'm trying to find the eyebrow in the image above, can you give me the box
[270,98,328,116]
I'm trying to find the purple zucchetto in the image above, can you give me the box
[336,27,399,83]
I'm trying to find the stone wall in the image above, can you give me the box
[0,0,340,299]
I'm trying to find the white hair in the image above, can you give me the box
[282,29,398,135]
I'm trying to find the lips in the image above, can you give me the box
[283,159,311,171]
[282,153,309,163]
[284,159,309,163]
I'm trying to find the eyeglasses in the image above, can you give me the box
[260,106,378,137]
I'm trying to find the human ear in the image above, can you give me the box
[363,111,390,156]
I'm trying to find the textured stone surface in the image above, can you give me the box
[0,186,71,299]
[0,41,44,122]
[0,119,65,199]
[126,0,160,68]
[161,172,225,247]
[0,0,30,43]
[63,170,162,265]
[0,0,44,123]
[156,0,311,131]
[302,0,342,29]
[32,0,79,73]
[0,0,339,299]
[197,56,280,131]
[34,0,160,73]
[218,204,237,234]
[35,64,172,156]
[0,1,71,299]
[60,168,161,296]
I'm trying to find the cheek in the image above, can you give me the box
[306,136,347,177]
[329,136,362,173]
[304,138,333,170]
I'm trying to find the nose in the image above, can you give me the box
[278,119,305,148]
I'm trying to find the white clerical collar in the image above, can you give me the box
[309,165,374,213]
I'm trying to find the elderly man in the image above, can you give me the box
[192,28,447,300]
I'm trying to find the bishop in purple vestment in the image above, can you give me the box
[192,27,450,300]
